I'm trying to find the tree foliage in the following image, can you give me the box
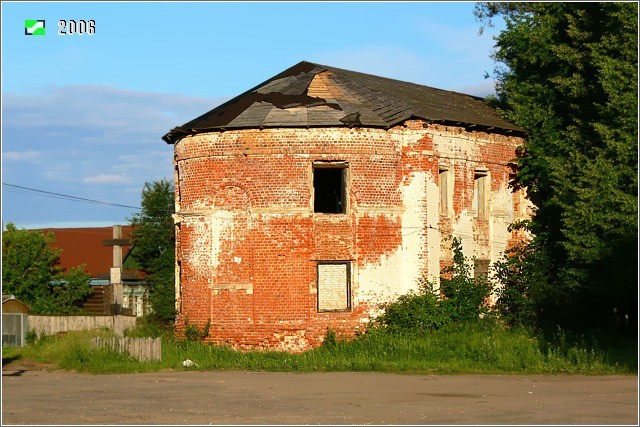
[475,2,638,332]
[439,238,493,323]
[2,223,91,314]
[491,242,542,327]
[130,178,176,323]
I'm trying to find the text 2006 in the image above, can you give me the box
[58,20,95,35]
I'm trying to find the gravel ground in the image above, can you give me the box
[2,361,637,425]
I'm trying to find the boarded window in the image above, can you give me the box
[474,259,490,280]
[509,172,524,218]
[439,167,451,216]
[317,262,351,312]
[474,171,489,219]
[313,163,347,213]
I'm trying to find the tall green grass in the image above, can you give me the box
[3,323,636,375]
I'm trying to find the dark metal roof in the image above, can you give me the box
[163,61,524,144]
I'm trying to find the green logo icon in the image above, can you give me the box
[25,20,45,36]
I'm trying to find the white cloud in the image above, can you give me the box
[3,85,228,143]
[82,174,131,184]
[41,162,73,181]
[2,85,220,196]
[454,80,497,98]
[4,150,41,163]
[310,45,434,85]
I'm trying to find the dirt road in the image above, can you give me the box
[2,364,637,425]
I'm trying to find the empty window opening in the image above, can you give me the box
[439,167,451,216]
[474,171,489,219]
[314,165,347,214]
[317,262,351,312]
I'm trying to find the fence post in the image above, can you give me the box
[21,314,28,347]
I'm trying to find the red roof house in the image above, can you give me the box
[37,225,148,315]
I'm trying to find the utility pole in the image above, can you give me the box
[103,225,131,314]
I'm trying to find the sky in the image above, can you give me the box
[1,1,506,230]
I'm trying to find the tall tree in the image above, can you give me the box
[130,178,176,323]
[475,2,638,332]
[2,223,91,314]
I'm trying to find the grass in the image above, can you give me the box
[3,322,636,375]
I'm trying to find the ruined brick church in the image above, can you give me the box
[163,61,529,351]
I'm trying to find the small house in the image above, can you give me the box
[2,295,29,347]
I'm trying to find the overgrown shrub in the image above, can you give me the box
[25,330,38,345]
[439,238,493,323]
[184,317,211,342]
[491,241,539,327]
[375,238,492,332]
[322,327,338,348]
[375,279,447,332]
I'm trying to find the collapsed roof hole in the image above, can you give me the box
[313,166,346,214]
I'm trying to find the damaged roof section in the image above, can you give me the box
[163,61,524,144]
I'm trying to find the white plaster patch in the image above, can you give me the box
[424,172,441,285]
[357,172,427,318]
[184,216,213,274]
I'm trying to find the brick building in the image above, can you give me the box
[163,61,530,351]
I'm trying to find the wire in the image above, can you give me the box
[2,183,142,210]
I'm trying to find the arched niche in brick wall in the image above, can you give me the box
[213,184,251,212]
[211,184,253,295]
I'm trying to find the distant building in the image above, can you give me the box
[38,226,150,316]
[2,294,30,314]
[2,295,29,347]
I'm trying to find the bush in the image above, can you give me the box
[25,330,38,346]
[491,242,539,327]
[376,279,448,332]
[375,238,492,332]
[439,238,493,323]
[184,317,211,342]
[322,327,338,348]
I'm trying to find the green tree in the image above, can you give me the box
[475,2,638,332]
[130,178,176,323]
[48,266,94,314]
[2,223,91,314]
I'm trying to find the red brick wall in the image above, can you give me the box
[173,123,527,351]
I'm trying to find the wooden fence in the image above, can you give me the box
[28,315,137,336]
[91,337,162,362]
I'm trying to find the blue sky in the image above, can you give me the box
[2,1,505,230]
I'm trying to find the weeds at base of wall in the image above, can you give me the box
[321,328,338,348]
[183,317,211,342]
[2,324,635,375]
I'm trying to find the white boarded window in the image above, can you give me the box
[317,262,351,312]
[439,167,452,216]
[473,170,489,219]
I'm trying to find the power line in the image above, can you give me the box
[2,183,142,210]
